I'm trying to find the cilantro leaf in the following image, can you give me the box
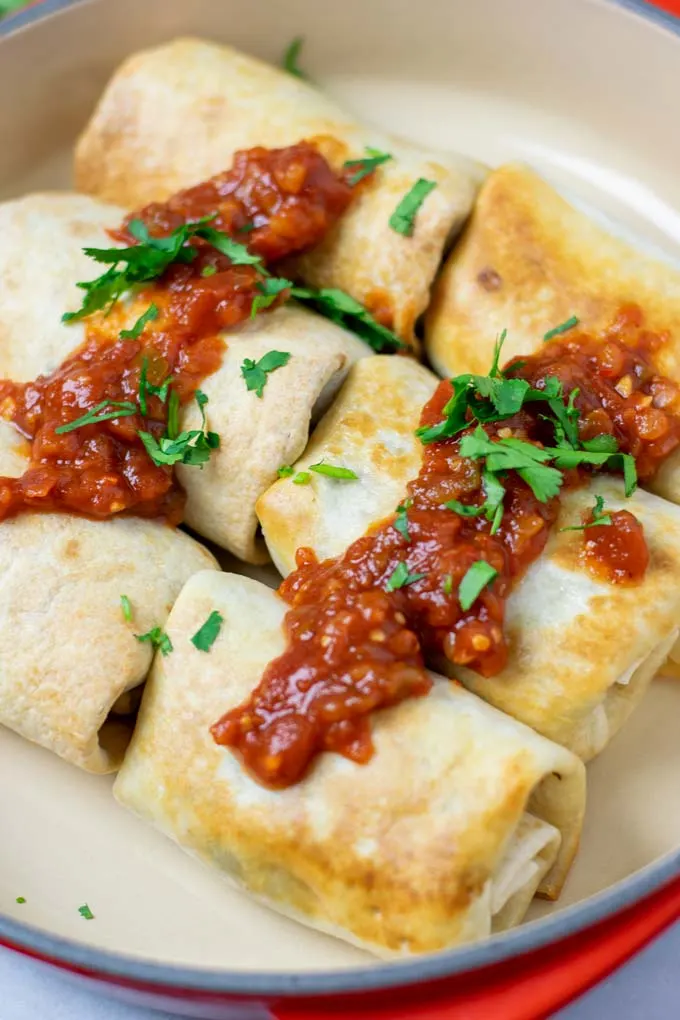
[560,494,613,532]
[138,390,219,468]
[394,499,413,542]
[241,350,291,398]
[459,428,564,503]
[135,626,173,656]
[120,595,132,623]
[55,400,138,434]
[385,562,426,592]
[544,315,580,342]
[344,147,393,186]
[251,277,292,318]
[78,904,95,920]
[292,471,311,485]
[194,227,263,267]
[290,285,405,353]
[389,178,437,236]
[119,303,158,340]
[282,36,307,79]
[458,561,498,611]
[442,574,453,595]
[309,462,358,480]
[191,610,223,652]
[277,465,294,478]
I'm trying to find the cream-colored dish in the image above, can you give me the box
[1,1,680,1016]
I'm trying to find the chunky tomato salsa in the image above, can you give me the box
[212,306,680,787]
[0,143,356,522]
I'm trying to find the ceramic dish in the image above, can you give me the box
[2,0,680,1016]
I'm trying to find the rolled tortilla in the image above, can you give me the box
[423,163,680,504]
[0,422,217,772]
[257,356,680,760]
[0,192,371,561]
[74,37,483,342]
[114,570,585,956]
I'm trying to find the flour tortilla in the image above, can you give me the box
[0,422,216,772]
[74,37,484,343]
[0,192,370,561]
[114,570,585,956]
[257,356,680,759]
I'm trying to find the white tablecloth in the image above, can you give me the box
[1,921,679,1019]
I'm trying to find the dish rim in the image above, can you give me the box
[1,0,680,998]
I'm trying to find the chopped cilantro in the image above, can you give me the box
[119,303,158,340]
[388,178,437,236]
[135,626,173,657]
[394,498,413,542]
[251,277,292,318]
[343,147,393,186]
[63,216,264,323]
[309,462,358,480]
[55,400,138,434]
[191,610,223,652]
[277,465,294,478]
[292,471,311,485]
[290,285,404,353]
[237,222,256,234]
[560,494,613,532]
[120,595,132,623]
[201,264,217,277]
[241,350,291,397]
[543,316,580,341]
[282,36,307,79]
[385,562,426,592]
[138,390,219,468]
[15,896,25,904]
[459,428,564,503]
[78,904,95,920]
[442,574,453,595]
[458,561,498,611]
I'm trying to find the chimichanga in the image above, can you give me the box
[0,422,216,772]
[114,570,586,956]
[0,192,370,562]
[423,163,680,505]
[257,356,680,760]
[74,37,483,342]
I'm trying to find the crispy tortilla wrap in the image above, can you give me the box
[0,192,370,561]
[0,422,216,772]
[424,163,680,504]
[257,356,680,759]
[114,570,585,956]
[74,37,483,342]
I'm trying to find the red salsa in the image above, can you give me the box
[0,144,354,522]
[212,307,680,787]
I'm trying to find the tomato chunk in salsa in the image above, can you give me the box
[213,307,678,788]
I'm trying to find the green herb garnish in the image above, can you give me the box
[55,400,138,434]
[201,264,217,277]
[282,36,307,79]
[241,350,291,397]
[251,277,292,318]
[560,494,613,532]
[119,303,158,340]
[63,216,264,323]
[459,428,564,503]
[442,574,453,595]
[78,904,95,920]
[135,626,173,657]
[389,178,437,236]
[191,610,224,652]
[385,562,426,592]
[120,595,132,623]
[394,498,413,543]
[290,285,404,353]
[543,316,580,342]
[458,561,498,611]
[343,147,393,186]
[292,471,311,485]
[138,390,219,468]
[277,465,294,478]
[15,896,26,904]
[309,462,358,480]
